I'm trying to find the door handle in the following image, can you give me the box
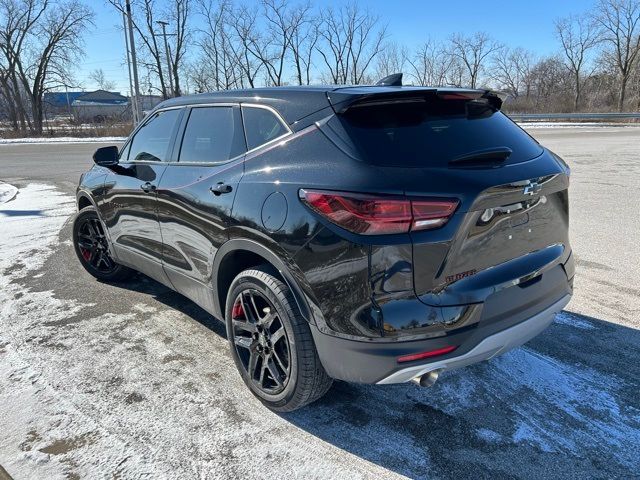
[140,182,156,193]
[210,182,233,195]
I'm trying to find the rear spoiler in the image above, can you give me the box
[327,87,507,114]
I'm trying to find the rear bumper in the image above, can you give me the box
[377,294,570,384]
[310,293,571,384]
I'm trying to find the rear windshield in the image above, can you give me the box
[338,98,542,167]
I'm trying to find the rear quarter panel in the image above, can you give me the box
[229,125,419,338]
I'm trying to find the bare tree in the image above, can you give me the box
[375,41,407,79]
[0,0,93,133]
[0,0,48,131]
[632,50,640,108]
[317,3,387,85]
[529,55,573,111]
[89,68,116,91]
[196,0,241,90]
[555,14,601,110]
[108,0,191,98]
[289,1,317,85]
[258,0,299,86]
[407,39,453,86]
[168,0,191,96]
[221,0,303,87]
[0,60,22,130]
[316,6,346,84]
[230,5,262,88]
[108,0,167,97]
[449,32,501,88]
[593,0,640,111]
[224,0,298,87]
[446,57,468,87]
[491,47,535,98]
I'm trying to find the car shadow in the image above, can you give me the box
[106,273,640,479]
[280,311,640,478]
[104,273,228,340]
[0,209,44,217]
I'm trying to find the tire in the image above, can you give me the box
[72,206,133,282]
[225,267,333,412]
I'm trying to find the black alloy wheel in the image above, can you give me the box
[225,267,333,412]
[73,206,132,282]
[231,289,291,394]
[76,216,116,274]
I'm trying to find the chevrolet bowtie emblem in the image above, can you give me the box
[523,182,542,196]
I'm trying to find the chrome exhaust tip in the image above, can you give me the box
[411,369,441,387]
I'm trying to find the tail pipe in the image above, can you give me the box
[411,369,441,388]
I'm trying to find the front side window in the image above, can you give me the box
[242,106,289,151]
[127,109,181,162]
[179,107,245,163]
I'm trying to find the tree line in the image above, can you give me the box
[1,0,640,134]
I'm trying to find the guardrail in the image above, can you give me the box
[508,112,640,122]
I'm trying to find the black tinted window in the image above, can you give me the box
[128,109,180,162]
[243,106,288,150]
[339,99,543,167]
[179,107,245,163]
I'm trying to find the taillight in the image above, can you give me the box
[299,189,458,235]
[411,199,459,230]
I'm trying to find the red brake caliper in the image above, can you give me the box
[232,299,244,319]
[81,248,91,261]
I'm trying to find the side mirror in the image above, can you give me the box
[93,146,119,166]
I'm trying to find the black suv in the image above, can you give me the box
[74,84,574,411]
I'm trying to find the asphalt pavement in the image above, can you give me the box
[0,127,639,479]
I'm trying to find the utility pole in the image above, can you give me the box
[157,20,174,98]
[122,10,137,125]
[125,0,142,125]
[64,85,72,120]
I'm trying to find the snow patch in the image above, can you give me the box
[0,182,18,204]
[475,428,503,444]
[554,311,597,330]
[0,183,79,478]
[512,422,553,452]
[519,122,639,129]
[0,183,75,273]
[488,346,638,464]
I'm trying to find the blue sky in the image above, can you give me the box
[81,0,595,94]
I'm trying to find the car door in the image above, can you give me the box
[156,105,246,313]
[100,107,183,286]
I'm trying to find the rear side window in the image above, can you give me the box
[128,109,181,162]
[338,99,543,167]
[242,106,288,150]
[179,107,245,163]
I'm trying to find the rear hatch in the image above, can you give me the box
[326,87,571,307]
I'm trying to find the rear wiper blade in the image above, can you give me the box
[449,147,513,167]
